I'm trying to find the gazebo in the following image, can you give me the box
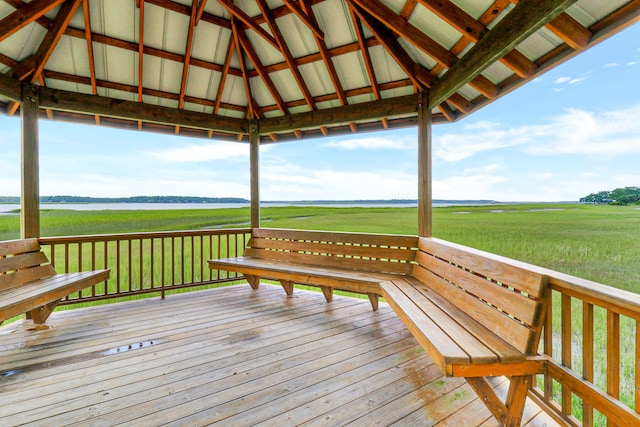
[1,1,639,426]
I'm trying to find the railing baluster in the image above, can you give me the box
[544,289,553,400]
[583,301,594,426]
[91,242,96,297]
[78,242,83,299]
[116,240,121,294]
[161,237,166,299]
[139,238,144,291]
[150,237,155,290]
[561,293,572,416]
[607,310,620,427]
[637,319,640,416]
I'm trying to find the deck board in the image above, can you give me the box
[0,284,559,426]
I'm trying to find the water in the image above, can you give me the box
[0,201,483,214]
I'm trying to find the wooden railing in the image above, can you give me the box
[529,268,640,426]
[38,229,251,305]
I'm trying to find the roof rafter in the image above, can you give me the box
[350,3,431,89]
[281,0,324,40]
[231,17,257,119]
[299,0,346,105]
[12,0,82,82]
[82,0,99,125]
[195,0,207,24]
[429,0,579,109]
[0,0,65,42]
[178,0,198,110]
[257,0,315,111]
[217,0,279,51]
[349,0,499,100]
[213,38,235,115]
[236,24,287,114]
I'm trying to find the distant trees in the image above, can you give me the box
[581,187,640,205]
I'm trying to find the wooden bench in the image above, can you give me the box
[208,228,418,310]
[379,237,549,426]
[0,238,111,325]
[208,229,549,426]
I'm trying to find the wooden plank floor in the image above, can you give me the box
[0,284,560,426]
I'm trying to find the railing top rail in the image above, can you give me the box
[37,228,252,244]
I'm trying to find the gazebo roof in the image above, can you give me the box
[0,0,638,142]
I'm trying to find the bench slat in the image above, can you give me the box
[0,265,56,288]
[405,277,524,363]
[381,279,471,369]
[209,258,383,295]
[248,237,417,262]
[245,247,413,275]
[0,270,110,322]
[415,251,540,326]
[418,238,547,298]
[253,228,418,249]
[386,278,500,364]
[0,238,40,257]
[413,263,537,354]
[0,252,50,275]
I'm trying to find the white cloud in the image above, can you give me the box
[433,164,509,200]
[628,61,638,66]
[554,75,588,86]
[261,162,416,200]
[604,63,619,68]
[322,136,414,150]
[150,141,249,162]
[434,104,640,161]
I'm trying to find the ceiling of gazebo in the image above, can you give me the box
[0,0,638,142]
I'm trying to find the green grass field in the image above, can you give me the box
[3,203,636,292]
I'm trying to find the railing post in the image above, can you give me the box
[250,120,260,229]
[418,91,432,237]
[20,83,40,239]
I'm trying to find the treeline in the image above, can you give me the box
[0,196,249,204]
[580,187,640,205]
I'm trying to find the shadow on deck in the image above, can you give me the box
[0,285,559,426]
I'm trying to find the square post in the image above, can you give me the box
[249,120,260,229]
[418,91,432,237]
[21,84,40,239]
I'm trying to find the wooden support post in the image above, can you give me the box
[418,91,432,237]
[244,274,260,290]
[367,293,379,311]
[21,83,40,239]
[249,121,260,229]
[319,286,333,303]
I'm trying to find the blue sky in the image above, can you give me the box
[1,23,639,202]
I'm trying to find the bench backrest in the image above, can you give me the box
[245,228,419,275]
[0,238,56,288]
[413,237,549,355]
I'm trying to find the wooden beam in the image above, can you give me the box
[178,0,198,109]
[0,71,22,102]
[351,3,431,89]
[0,0,66,43]
[418,91,431,238]
[213,39,235,114]
[257,0,315,110]
[259,92,419,134]
[429,0,578,109]
[281,0,324,40]
[250,121,260,229]
[21,84,40,239]
[349,7,380,100]
[217,0,279,50]
[137,0,145,102]
[38,86,248,134]
[13,0,82,82]
[231,17,255,119]
[236,26,287,114]
[299,0,346,105]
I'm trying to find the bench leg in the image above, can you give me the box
[505,375,532,426]
[279,280,294,296]
[319,286,333,303]
[244,274,260,290]
[28,301,60,324]
[466,375,532,427]
[367,293,379,311]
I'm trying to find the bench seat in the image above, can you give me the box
[208,229,550,426]
[0,238,110,325]
[380,277,545,378]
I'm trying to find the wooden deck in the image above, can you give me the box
[0,285,559,426]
